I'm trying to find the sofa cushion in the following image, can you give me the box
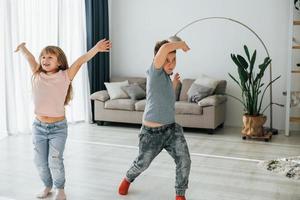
[90,90,110,102]
[175,101,203,115]
[105,99,136,111]
[104,81,129,100]
[180,78,227,101]
[111,77,146,91]
[193,74,219,95]
[135,99,146,111]
[179,79,195,101]
[122,83,146,100]
[198,95,227,107]
[214,80,227,94]
[187,83,213,103]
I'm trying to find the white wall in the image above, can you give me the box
[109,0,290,130]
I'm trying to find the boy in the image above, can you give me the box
[118,39,191,200]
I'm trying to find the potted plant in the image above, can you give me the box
[228,45,281,138]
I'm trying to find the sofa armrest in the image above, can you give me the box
[90,90,110,102]
[198,95,227,107]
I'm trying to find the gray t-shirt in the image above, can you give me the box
[143,63,175,124]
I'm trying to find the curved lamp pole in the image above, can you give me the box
[170,16,277,135]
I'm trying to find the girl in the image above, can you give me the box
[15,39,111,200]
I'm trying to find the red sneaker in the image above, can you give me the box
[176,196,186,200]
[118,178,131,195]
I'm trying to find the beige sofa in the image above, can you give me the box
[90,77,227,131]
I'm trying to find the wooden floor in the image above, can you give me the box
[0,123,300,200]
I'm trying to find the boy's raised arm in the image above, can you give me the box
[153,41,190,69]
[68,39,111,81]
[15,42,39,73]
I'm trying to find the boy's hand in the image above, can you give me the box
[181,42,190,52]
[173,73,181,88]
[96,39,112,52]
[15,42,26,52]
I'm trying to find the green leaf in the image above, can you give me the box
[237,55,248,69]
[244,45,251,61]
[237,66,248,88]
[254,57,271,83]
[257,75,281,113]
[231,53,248,88]
[250,50,256,74]
[259,57,271,70]
[228,73,241,87]
[231,54,243,69]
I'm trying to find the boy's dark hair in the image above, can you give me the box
[154,40,176,55]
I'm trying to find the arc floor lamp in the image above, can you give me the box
[169,16,278,135]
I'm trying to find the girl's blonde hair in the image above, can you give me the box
[33,46,73,105]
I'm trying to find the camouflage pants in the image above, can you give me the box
[126,123,191,196]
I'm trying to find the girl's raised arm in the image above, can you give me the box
[68,39,111,81]
[15,42,39,73]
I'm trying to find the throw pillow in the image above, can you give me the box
[122,83,146,100]
[187,83,213,103]
[194,74,220,95]
[139,82,147,91]
[198,95,227,106]
[90,90,110,102]
[104,80,129,100]
[214,80,227,94]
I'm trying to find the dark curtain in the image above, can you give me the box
[85,0,109,122]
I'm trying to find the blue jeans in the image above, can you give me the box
[32,119,68,189]
[126,123,191,196]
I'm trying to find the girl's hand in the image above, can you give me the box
[15,42,26,52]
[96,39,112,52]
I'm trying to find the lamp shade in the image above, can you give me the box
[168,35,182,42]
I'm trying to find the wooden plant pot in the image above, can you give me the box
[241,114,266,137]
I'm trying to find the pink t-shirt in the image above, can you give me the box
[32,70,71,117]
